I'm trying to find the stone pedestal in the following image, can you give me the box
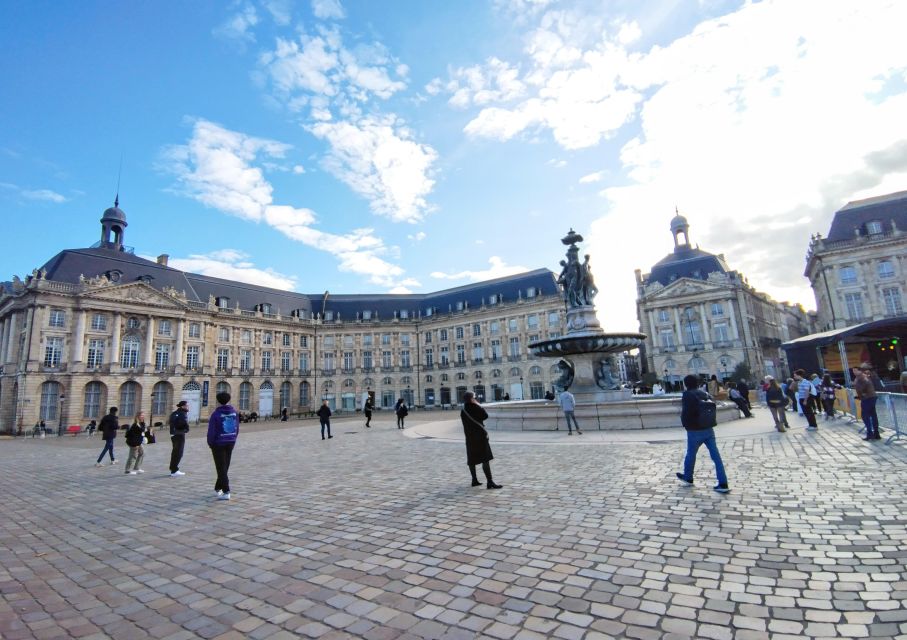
[565,305,602,335]
[564,352,629,404]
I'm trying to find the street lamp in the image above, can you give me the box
[58,394,65,436]
[519,376,524,400]
[663,367,668,392]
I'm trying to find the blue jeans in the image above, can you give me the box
[320,419,331,438]
[563,411,580,432]
[861,397,879,437]
[682,428,728,486]
[97,438,115,463]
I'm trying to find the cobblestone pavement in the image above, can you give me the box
[2,409,907,640]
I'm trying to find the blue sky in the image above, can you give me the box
[2,0,907,330]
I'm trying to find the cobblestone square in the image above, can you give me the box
[2,410,907,639]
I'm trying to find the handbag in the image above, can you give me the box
[145,429,156,445]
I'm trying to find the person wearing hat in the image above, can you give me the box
[168,400,191,476]
[854,364,880,440]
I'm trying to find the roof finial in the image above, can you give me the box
[675,204,679,215]
[114,154,122,207]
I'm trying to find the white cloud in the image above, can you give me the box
[292,164,306,174]
[407,231,426,242]
[308,115,437,223]
[213,4,259,43]
[546,158,566,168]
[578,171,604,183]
[312,0,345,20]
[157,250,299,291]
[21,188,67,203]
[262,0,292,25]
[440,57,526,109]
[160,119,414,289]
[431,256,529,281]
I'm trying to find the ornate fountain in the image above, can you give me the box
[482,229,739,431]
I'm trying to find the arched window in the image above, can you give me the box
[457,372,466,380]
[84,381,104,419]
[362,377,374,387]
[474,371,483,379]
[299,381,310,406]
[182,381,201,391]
[120,336,140,368]
[492,369,503,378]
[509,367,521,376]
[688,356,708,373]
[401,376,411,385]
[216,381,230,397]
[119,381,140,417]
[260,380,274,390]
[152,382,171,415]
[343,378,355,388]
[425,374,433,383]
[239,382,252,410]
[441,373,449,382]
[280,381,292,411]
[529,365,542,376]
[382,377,393,385]
[40,381,60,421]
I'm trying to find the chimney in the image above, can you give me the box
[157,254,169,266]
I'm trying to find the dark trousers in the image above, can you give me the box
[732,398,751,417]
[861,397,880,438]
[821,397,836,418]
[799,398,817,427]
[97,438,115,463]
[169,434,186,472]
[320,419,331,438]
[210,443,235,493]
[397,415,405,428]
[469,461,492,483]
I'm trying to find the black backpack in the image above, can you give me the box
[696,392,717,429]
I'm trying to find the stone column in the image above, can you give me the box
[175,319,185,369]
[0,317,9,365]
[5,312,18,364]
[699,303,709,342]
[144,316,155,366]
[71,310,86,364]
[673,307,683,347]
[728,299,740,342]
[25,306,40,369]
[109,313,121,365]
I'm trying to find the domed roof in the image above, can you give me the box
[646,247,729,287]
[670,213,688,231]
[101,197,127,225]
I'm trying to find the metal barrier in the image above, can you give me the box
[882,393,906,444]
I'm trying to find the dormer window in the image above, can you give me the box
[400,309,409,319]
[526,287,536,298]
[136,274,153,283]
[489,294,498,305]
[456,301,464,311]
[324,311,334,321]
[106,270,123,283]
[217,297,229,309]
[866,220,883,235]
[363,310,372,320]
[424,307,433,317]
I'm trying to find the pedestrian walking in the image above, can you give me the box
[558,389,582,434]
[95,407,119,466]
[764,376,789,432]
[675,374,729,493]
[820,374,841,420]
[317,400,333,439]
[86,419,97,437]
[794,369,819,429]
[123,411,149,475]
[783,378,799,414]
[727,383,753,418]
[168,400,190,477]
[460,391,502,489]
[363,397,373,428]
[208,391,239,500]
[854,364,880,440]
[394,398,408,429]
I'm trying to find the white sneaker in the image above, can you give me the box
[95,462,104,468]
[126,471,137,475]
[170,471,186,477]
[218,492,231,501]
[135,469,145,474]
[110,459,118,465]
[215,490,223,497]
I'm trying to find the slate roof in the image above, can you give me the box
[826,190,907,242]
[644,247,730,287]
[36,246,558,318]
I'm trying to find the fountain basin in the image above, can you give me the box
[529,332,646,357]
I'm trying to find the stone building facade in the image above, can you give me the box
[805,191,907,332]
[0,204,565,433]
[635,214,814,387]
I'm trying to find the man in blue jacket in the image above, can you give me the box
[676,374,730,493]
[208,392,239,501]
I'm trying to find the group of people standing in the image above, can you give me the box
[93,394,240,500]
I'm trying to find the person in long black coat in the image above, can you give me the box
[460,391,502,489]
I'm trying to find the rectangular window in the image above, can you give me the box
[121,339,140,368]
[509,337,520,357]
[239,384,250,411]
[455,326,464,339]
[281,351,292,371]
[323,335,335,348]
[508,318,518,332]
[879,261,895,279]
[710,303,724,317]
[217,348,229,370]
[299,352,310,372]
[300,335,309,348]
[844,292,864,319]
[440,346,449,365]
[660,330,675,348]
[381,334,391,345]
[283,333,292,347]
[154,343,171,369]
[424,331,432,344]
[362,334,372,346]
[188,323,201,338]
[49,309,65,327]
[343,335,354,347]
[241,329,252,345]
[472,342,483,360]
[401,350,411,367]
[473,323,482,337]
[362,351,372,369]
[44,336,63,367]
[527,314,539,329]
[425,348,433,366]
[263,331,273,345]
[323,352,335,370]
[456,344,466,364]
[548,331,561,339]
[491,340,502,360]
[490,321,500,334]
[261,350,273,370]
[240,350,251,371]
[656,309,670,323]
[90,313,107,331]
[713,324,729,342]
[839,266,857,285]
[158,320,172,336]
[186,345,200,369]
[401,334,411,346]
[883,288,903,316]
[440,329,448,341]
[548,312,559,326]
[87,339,105,368]
[382,350,392,368]
[218,327,230,342]
[343,351,354,370]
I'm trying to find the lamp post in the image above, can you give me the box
[406,384,411,410]
[663,367,668,393]
[58,393,65,436]
[519,376,524,400]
